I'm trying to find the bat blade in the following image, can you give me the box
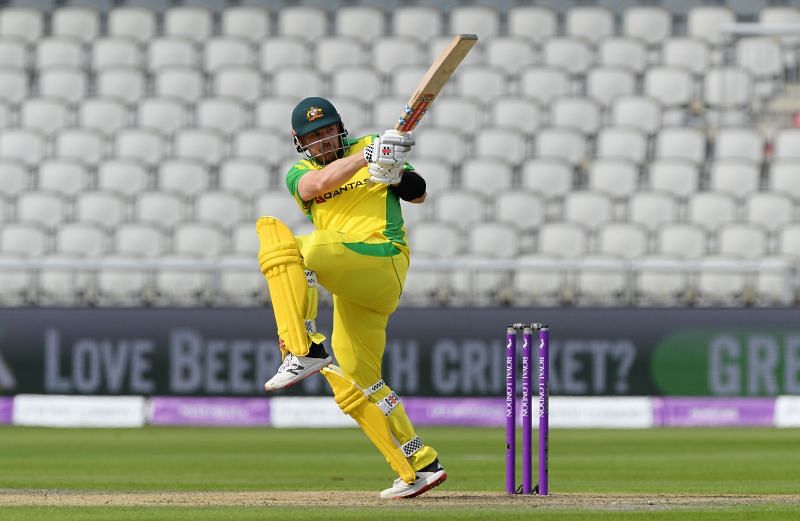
[394,34,478,133]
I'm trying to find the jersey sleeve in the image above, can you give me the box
[285,162,311,198]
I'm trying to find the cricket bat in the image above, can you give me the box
[394,34,478,133]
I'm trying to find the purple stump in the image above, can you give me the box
[521,325,533,494]
[505,326,517,495]
[538,326,550,496]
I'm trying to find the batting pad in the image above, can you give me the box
[321,365,416,484]
[256,216,325,358]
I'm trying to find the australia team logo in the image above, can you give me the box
[306,106,323,122]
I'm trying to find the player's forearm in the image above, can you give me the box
[298,154,367,200]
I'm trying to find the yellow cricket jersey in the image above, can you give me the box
[285,134,412,257]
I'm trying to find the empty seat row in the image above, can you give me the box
[2,5,797,47]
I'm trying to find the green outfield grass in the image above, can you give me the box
[1,426,799,520]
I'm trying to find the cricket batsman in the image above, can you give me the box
[256,96,446,499]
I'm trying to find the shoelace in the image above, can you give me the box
[278,354,302,373]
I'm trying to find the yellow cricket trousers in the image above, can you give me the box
[296,229,438,472]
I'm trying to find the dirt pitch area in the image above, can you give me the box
[2,490,800,511]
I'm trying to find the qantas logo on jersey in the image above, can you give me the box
[314,179,371,204]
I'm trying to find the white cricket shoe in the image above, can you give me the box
[263,351,332,392]
[380,460,447,499]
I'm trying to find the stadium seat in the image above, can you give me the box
[520,158,574,200]
[335,6,385,45]
[586,66,638,108]
[39,67,86,104]
[596,126,648,165]
[330,66,383,103]
[512,253,569,306]
[485,36,536,76]
[596,222,649,259]
[0,39,26,69]
[194,191,247,228]
[196,98,249,135]
[254,191,308,229]
[107,6,155,43]
[563,191,614,230]
[55,223,108,257]
[0,8,44,45]
[154,67,204,104]
[543,37,593,77]
[95,256,151,307]
[451,5,501,38]
[0,69,27,105]
[745,192,794,232]
[217,254,267,306]
[474,127,528,165]
[54,129,107,167]
[519,66,572,106]
[575,255,629,306]
[696,256,750,306]
[628,191,680,232]
[79,98,130,137]
[537,221,588,259]
[38,159,89,196]
[52,7,100,43]
[0,223,49,256]
[0,160,28,198]
[372,38,425,76]
[425,96,483,135]
[773,129,800,161]
[622,6,672,47]
[204,37,255,73]
[254,97,297,132]
[768,161,800,197]
[0,129,45,167]
[408,221,462,258]
[656,222,707,259]
[158,160,211,197]
[736,37,783,98]
[714,127,765,163]
[507,6,557,44]
[413,127,468,165]
[452,221,518,305]
[259,37,311,73]
[635,255,691,306]
[35,37,83,69]
[708,160,760,199]
[535,127,586,166]
[214,67,265,105]
[643,66,695,120]
[174,222,226,258]
[0,254,34,305]
[173,129,226,166]
[222,7,270,44]
[164,6,213,44]
[686,192,739,231]
[219,159,271,198]
[97,160,150,197]
[137,97,189,135]
[687,6,736,47]
[654,126,707,164]
[431,190,486,230]
[153,255,213,306]
[717,223,768,260]
[393,6,443,44]
[598,37,649,75]
[661,37,710,76]
[329,97,369,131]
[16,191,67,229]
[703,67,754,123]
[135,191,188,228]
[114,222,167,258]
[587,159,640,198]
[233,128,287,166]
[314,36,367,73]
[753,257,796,306]
[37,255,92,306]
[494,191,545,234]
[489,97,542,135]
[565,6,614,45]
[96,67,147,104]
[20,98,70,135]
[229,222,260,257]
[271,65,322,100]
[647,159,700,199]
[278,6,328,43]
[455,65,507,100]
[460,158,514,196]
[550,96,602,136]
[152,33,201,74]
[75,191,128,229]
